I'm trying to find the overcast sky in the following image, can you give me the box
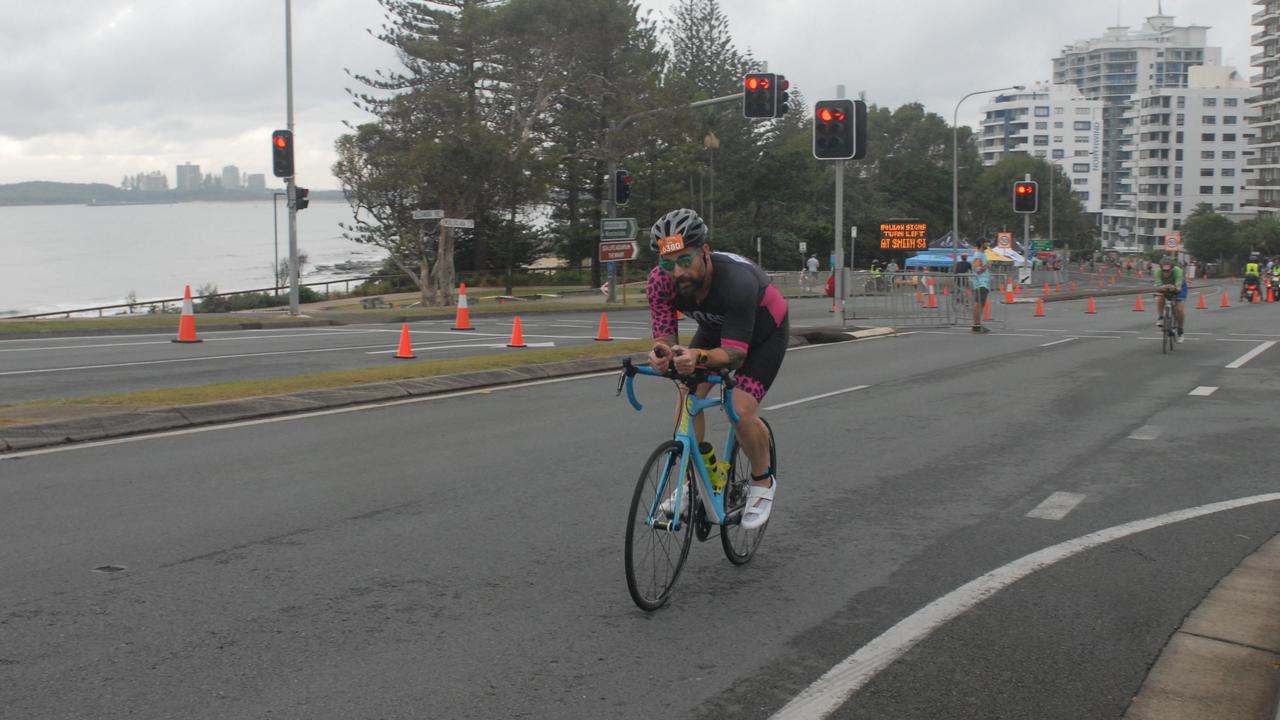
[0,0,1254,189]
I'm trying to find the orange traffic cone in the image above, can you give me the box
[983,300,992,322]
[393,323,415,359]
[173,284,202,343]
[452,283,473,330]
[927,293,938,309]
[916,289,925,305]
[1004,289,1015,304]
[1034,298,1046,317]
[1097,280,1104,289]
[1085,296,1097,314]
[1109,275,1117,285]
[676,310,683,319]
[1254,289,1263,304]
[1043,283,1050,296]
[507,316,527,348]
[1221,291,1231,308]
[1070,281,1077,291]
[595,312,612,341]
[1055,283,1062,293]
[1196,293,1207,310]
[943,285,950,297]
[1133,294,1145,312]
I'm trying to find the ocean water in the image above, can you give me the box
[0,200,386,316]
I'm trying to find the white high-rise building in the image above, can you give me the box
[1249,0,1280,212]
[1053,10,1221,210]
[175,162,201,192]
[221,165,241,190]
[1101,64,1258,251]
[977,83,1104,213]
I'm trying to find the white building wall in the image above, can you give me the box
[978,84,1104,213]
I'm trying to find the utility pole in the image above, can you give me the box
[284,0,299,315]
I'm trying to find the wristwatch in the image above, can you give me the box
[696,349,709,366]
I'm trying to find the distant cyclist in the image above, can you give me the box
[1154,255,1185,343]
[645,209,788,530]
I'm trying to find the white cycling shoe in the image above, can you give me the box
[741,476,776,530]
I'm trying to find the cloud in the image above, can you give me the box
[0,0,1258,187]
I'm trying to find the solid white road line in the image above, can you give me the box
[764,385,870,411]
[1128,425,1164,441]
[1225,341,1277,369]
[1025,492,1087,520]
[0,329,391,353]
[769,493,1280,720]
[0,370,622,460]
[1189,386,1218,397]
[1039,337,1077,348]
[365,341,556,355]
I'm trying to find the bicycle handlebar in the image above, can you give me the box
[617,357,740,425]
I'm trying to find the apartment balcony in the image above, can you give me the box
[1252,48,1280,66]
[1247,155,1280,166]
[1254,5,1280,23]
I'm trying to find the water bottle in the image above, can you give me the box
[700,442,728,494]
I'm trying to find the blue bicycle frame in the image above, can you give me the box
[622,363,741,531]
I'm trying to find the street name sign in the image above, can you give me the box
[599,240,639,262]
[440,218,475,229]
[412,209,444,220]
[601,218,639,241]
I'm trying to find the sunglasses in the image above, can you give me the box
[658,253,698,272]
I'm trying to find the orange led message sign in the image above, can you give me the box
[879,221,929,250]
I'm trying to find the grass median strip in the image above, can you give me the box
[0,338,652,425]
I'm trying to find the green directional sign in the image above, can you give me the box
[1032,239,1053,253]
[601,218,638,241]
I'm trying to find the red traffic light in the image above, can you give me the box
[273,135,288,149]
[818,108,833,123]
[1016,183,1033,195]
[746,77,759,91]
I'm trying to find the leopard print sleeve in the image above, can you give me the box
[646,266,678,339]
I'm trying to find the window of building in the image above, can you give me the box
[1174,184,1181,196]
[1075,150,1089,156]
[1222,151,1236,160]
[1173,201,1181,213]
[1052,136,1063,143]
[1052,148,1065,159]
[1203,97,1217,107]
[1225,98,1238,107]
[1224,116,1237,125]
[1035,106,1050,117]
[1200,167,1214,176]
[1201,150,1215,160]
[1054,107,1065,115]
[1176,96,1185,108]
[1201,133,1215,142]
[1034,150,1047,158]
[1034,135,1049,146]
[1175,166,1183,178]
[1076,107,1090,115]
[1222,167,1235,175]
[1054,121,1064,129]
[1199,186,1213,194]
[1073,121,1091,131]
[1219,203,1234,211]
[1176,114,1184,126]
[1223,133,1236,142]
[1035,121,1047,130]
[1075,136,1089,143]
[1202,115,1216,125]
[1173,219,1181,229]
[1073,177,1089,185]
[1221,186,1234,194]
[1176,132,1184,143]
[1072,163,1090,172]
[1175,149,1183,161]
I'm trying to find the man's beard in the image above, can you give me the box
[676,276,698,298]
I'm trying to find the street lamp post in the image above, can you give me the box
[952,85,1025,265]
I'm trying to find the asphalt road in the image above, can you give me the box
[0,301,854,404]
[1,294,1277,719]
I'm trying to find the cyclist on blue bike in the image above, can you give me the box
[1154,255,1185,344]
[645,208,788,530]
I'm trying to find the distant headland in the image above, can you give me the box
[0,182,345,207]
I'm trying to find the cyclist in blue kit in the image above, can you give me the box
[644,209,788,530]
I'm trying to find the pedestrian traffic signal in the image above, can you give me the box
[615,169,631,206]
[1013,180,1038,213]
[271,130,294,178]
[743,73,777,119]
[775,75,791,117]
[813,99,867,160]
[295,186,310,210]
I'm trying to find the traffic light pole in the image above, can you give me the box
[832,86,846,327]
[284,0,299,315]
[603,92,744,303]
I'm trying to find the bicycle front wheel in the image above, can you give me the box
[625,441,695,611]
[721,417,776,565]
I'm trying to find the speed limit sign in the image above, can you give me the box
[1164,232,1181,251]
[996,232,1013,249]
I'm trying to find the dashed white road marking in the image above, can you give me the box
[764,385,870,410]
[1025,492,1087,520]
[1039,337,1077,348]
[1225,341,1276,369]
[769,493,1280,720]
[1128,425,1164,441]
[1188,386,1218,397]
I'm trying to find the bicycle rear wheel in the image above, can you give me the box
[721,417,776,565]
[1162,306,1174,354]
[625,441,695,611]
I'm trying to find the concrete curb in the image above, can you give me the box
[1123,533,1280,720]
[0,325,895,454]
